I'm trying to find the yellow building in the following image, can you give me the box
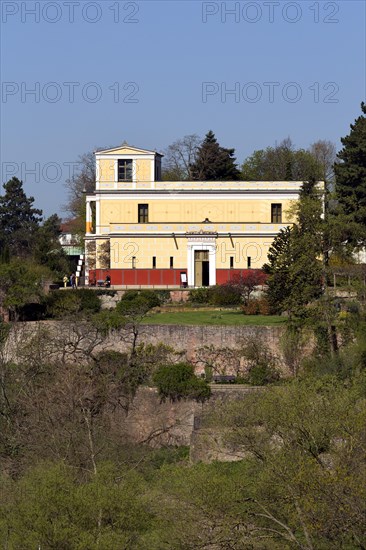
[85,142,308,287]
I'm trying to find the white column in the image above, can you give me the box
[86,201,93,234]
[95,200,100,235]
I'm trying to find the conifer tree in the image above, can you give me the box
[264,180,324,316]
[0,177,42,258]
[335,102,366,242]
[190,131,241,181]
[263,226,293,313]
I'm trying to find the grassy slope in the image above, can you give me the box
[142,310,285,326]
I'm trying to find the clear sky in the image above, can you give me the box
[1,0,365,217]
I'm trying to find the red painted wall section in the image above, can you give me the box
[89,269,266,287]
[89,269,187,287]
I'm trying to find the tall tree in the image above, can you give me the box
[285,180,324,315]
[335,102,366,242]
[33,214,70,276]
[162,134,201,180]
[264,180,324,316]
[0,177,42,258]
[190,131,241,181]
[263,226,293,314]
[309,139,336,184]
[241,138,323,181]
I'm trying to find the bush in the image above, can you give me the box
[244,363,280,386]
[121,290,161,309]
[210,284,241,306]
[188,287,212,304]
[239,334,280,385]
[45,289,101,318]
[153,363,211,402]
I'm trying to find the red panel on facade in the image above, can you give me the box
[88,269,187,287]
[88,269,264,287]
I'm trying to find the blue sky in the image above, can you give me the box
[1,0,365,217]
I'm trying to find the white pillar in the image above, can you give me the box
[86,201,92,234]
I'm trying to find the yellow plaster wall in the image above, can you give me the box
[98,159,115,183]
[110,237,187,269]
[135,159,152,182]
[107,236,271,269]
[215,237,272,268]
[100,199,294,226]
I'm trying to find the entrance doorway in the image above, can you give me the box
[194,250,210,286]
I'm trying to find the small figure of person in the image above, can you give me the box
[70,273,77,289]
[105,275,111,288]
[63,275,68,288]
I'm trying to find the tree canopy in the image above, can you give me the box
[190,131,241,181]
[264,180,324,315]
[0,177,42,258]
[241,138,326,182]
[335,102,366,243]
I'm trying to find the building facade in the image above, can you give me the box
[85,143,307,287]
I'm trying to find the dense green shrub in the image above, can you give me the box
[45,289,101,318]
[153,363,211,402]
[121,289,161,309]
[210,284,241,306]
[244,363,280,385]
[188,287,212,304]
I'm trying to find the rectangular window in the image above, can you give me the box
[247,257,251,269]
[118,159,133,182]
[132,256,136,269]
[230,256,234,269]
[271,203,282,223]
[152,256,156,269]
[138,204,149,223]
[170,256,174,269]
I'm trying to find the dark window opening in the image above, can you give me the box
[152,256,156,269]
[230,256,234,269]
[118,159,133,182]
[170,256,174,268]
[138,204,149,223]
[247,257,251,269]
[132,256,136,269]
[271,203,282,223]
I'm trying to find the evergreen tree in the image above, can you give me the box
[334,102,366,241]
[0,177,42,258]
[264,180,324,315]
[263,226,293,313]
[190,131,241,181]
[285,180,324,315]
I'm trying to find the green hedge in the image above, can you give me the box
[153,363,211,402]
[45,289,101,318]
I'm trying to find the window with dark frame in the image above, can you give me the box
[118,159,133,182]
[271,203,282,223]
[247,256,251,269]
[132,256,136,269]
[230,256,234,269]
[170,257,174,268]
[138,204,149,223]
[152,256,156,269]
